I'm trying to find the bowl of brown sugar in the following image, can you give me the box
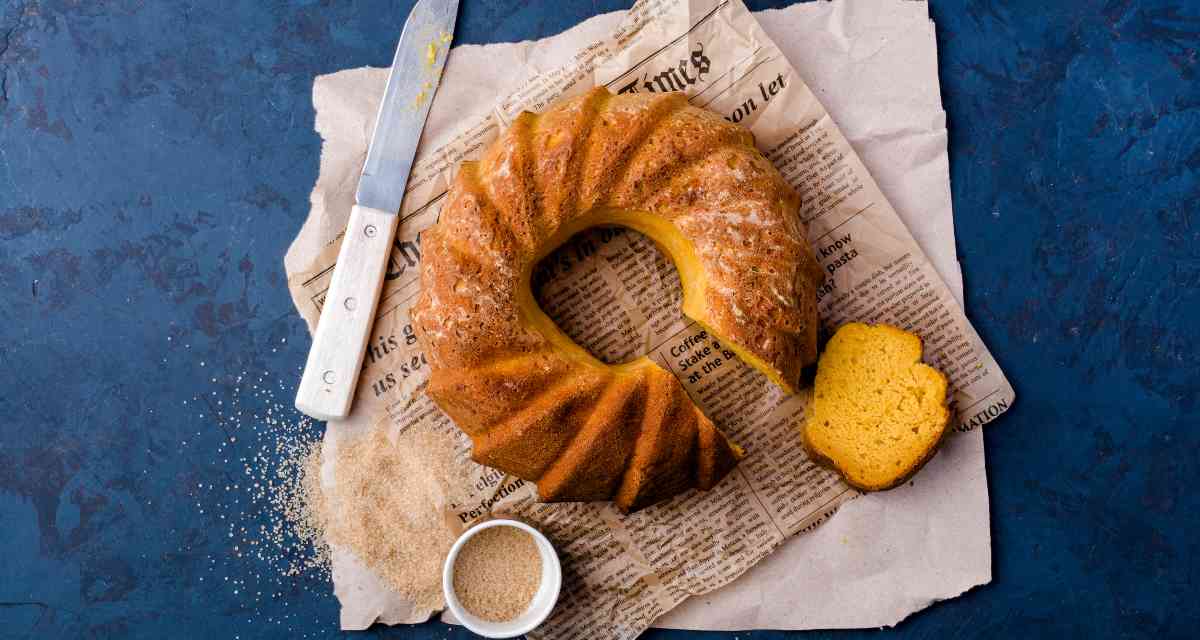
[442,519,562,638]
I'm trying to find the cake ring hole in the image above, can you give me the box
[532,226,684,366]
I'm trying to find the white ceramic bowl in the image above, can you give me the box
[442,519,562,638]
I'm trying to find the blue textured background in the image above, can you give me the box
[1,0,1197,638]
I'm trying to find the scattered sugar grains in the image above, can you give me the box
[453,526,543,622]
[188,365,333,636]
[321,425,473,610]
[190,361,473,630]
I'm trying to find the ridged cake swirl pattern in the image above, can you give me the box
[412,88,823,512]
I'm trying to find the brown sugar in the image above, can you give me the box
[316,425,472,611]
[452,526,543,622]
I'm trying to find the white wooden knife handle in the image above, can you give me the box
[296,205,400,421]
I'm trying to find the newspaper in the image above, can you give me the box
[285,0,1014,636]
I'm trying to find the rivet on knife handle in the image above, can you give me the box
[296,205,400,421]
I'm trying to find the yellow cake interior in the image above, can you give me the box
[803,323,949,490]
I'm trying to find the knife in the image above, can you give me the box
[296,0,459,421]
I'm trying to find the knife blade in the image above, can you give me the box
[296,0,459,421]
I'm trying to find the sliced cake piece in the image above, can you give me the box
[803,323,950,491]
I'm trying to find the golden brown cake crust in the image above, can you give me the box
[413,88,823,512]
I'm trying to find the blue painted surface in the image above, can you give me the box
[1,0,1197,638]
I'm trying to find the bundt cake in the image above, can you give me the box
[412,88,824,512]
